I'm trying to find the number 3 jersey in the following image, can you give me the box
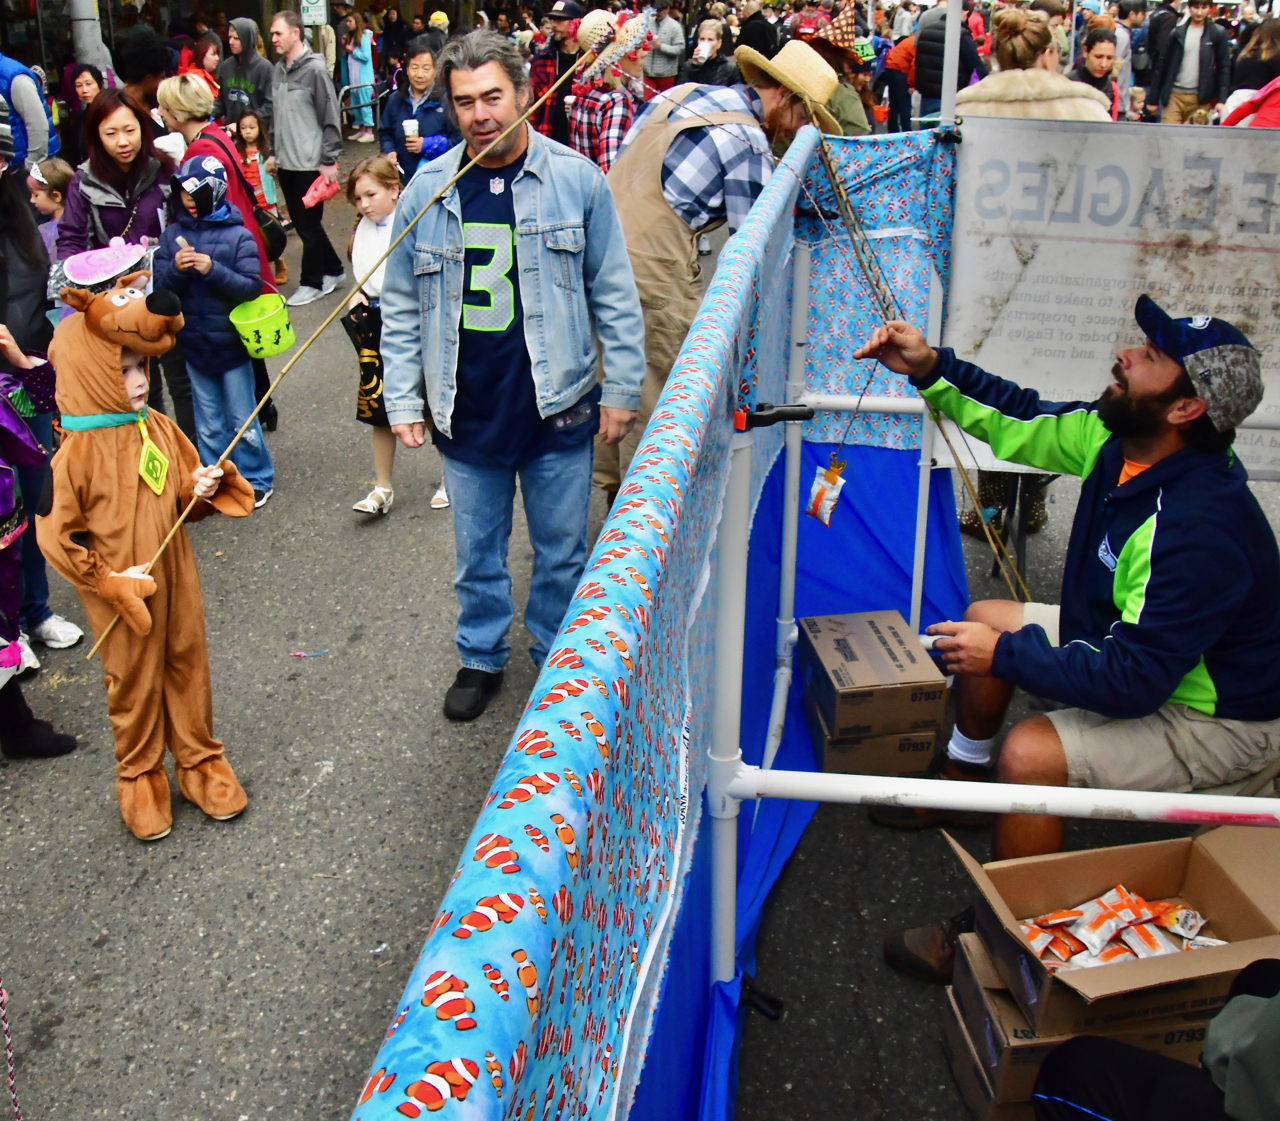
[433,152,600,468]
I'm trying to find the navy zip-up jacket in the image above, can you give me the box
[154,206,262,375]
[918,348,1280,721]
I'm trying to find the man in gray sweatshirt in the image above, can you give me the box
[215,17,274,129]
[267,10,346,306]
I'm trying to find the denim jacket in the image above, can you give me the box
[379,128,645,437]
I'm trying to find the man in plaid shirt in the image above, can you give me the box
[530,0,584,142]
[595,41,840,503]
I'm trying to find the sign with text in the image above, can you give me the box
[944,117,1280,479]
[301,0,328,26]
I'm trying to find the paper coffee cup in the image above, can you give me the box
[403,119,419,138]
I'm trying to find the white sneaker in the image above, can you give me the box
[17,633,40,674]
[698,234,712,256]
[321,272,346,295]
[431,482,450,510]
[30,613,84,649]
[287,285,324,307]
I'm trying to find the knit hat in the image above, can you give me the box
[734,39,842,134]
[1134,295,1263,432]
[173,154,228,218]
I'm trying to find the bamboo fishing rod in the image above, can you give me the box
[87,45,598,661]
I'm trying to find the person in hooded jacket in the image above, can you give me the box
[154,155,275,507]
[215,18,274,131]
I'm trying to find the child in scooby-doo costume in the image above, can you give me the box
[36,273,255,841]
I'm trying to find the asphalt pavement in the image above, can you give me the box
[1,142,611,1120]
[6,142,1280,1121]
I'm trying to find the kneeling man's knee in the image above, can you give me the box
[997,716,1067,786]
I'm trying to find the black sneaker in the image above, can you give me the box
[260,398,279,432]
[253,488,273,509]
[444,668,504,721]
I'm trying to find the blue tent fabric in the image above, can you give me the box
[629,441,969,1121]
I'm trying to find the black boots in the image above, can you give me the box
[0,677,77,759]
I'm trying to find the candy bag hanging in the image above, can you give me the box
[806,454,846,526]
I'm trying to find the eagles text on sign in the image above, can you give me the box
[945,119,1280,478]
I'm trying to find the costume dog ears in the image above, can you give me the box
[59,271,153,313]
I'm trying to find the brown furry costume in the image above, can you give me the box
[36,274,255,841]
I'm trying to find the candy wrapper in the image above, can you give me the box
[1020,921,1054,957]
[1155,906,1205,939]
[805,462,846,527]
[1045,929,1087,962]
[1070,943,1137,969]
[1119,921,1182,959]
[1068,898,1128,956]
[1100,885,1153,925]
[1034,909,1084,928]
[1184,936,1228,951]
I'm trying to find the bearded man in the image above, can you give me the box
[852,299,1280,984]
[593,39,841,504]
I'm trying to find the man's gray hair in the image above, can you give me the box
[438,31,529,125]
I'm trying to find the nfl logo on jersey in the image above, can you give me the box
[490,177,505,195]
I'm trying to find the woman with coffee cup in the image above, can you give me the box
[377,35,460,179]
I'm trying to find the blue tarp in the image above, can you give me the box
[631,441,969,1121]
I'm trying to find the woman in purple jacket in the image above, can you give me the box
[57,89,171,255]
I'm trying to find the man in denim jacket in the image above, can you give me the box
[381,31,645,722]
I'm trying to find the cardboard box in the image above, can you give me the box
[940,987,1036,1121]
[798,610,947,738]
[802,690,936,775]
[951,933,1212,1102]
[948,828,1280,1037]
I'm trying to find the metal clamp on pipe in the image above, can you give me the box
[733,402,816,430]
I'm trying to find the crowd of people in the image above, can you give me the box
[0,0,1276,820]
[3,0,1280,1115]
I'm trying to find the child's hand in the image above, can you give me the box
[348,290,368,311]
[183,250,213,275]
[0,325,33,369]
[264,155,277,175]
[193,465,223,500]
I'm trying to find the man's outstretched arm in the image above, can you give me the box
[854,321,1112,479]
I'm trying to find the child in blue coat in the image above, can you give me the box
[155,155,275,507]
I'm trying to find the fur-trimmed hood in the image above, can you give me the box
[956,67,1111,120]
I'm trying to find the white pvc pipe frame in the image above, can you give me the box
[704,244,1280,986]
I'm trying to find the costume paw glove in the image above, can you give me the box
[97,572,157,636]
[207,460,256,518]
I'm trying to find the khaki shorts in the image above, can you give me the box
[1015,603,1280,792]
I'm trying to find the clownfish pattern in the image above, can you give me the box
[345,121,809,1119]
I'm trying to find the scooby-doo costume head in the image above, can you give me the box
[36,271,251,841]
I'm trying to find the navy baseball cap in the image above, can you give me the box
[547,0,585,17]
[1134,294,1263,432]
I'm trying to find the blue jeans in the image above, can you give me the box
[186,360,275,492]
[918,96,942,128]
[17,411,52,630]
[441,440,593,672]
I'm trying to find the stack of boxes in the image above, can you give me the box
[939,829,1280,1119]
[798,610,948,775]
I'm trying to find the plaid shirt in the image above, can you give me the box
[619,83,773,233]
[529,40,578,138]
[569,86,642,173]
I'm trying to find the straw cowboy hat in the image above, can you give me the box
[734,39,842,134]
